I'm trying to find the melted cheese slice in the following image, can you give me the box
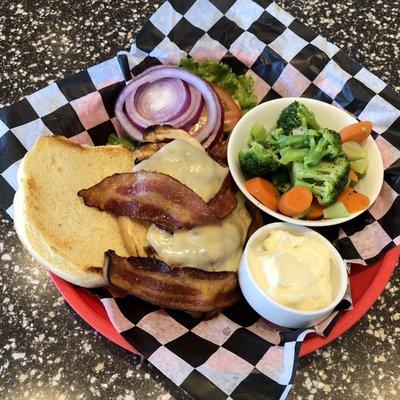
[133,139,228,202]
[146,196,251,272]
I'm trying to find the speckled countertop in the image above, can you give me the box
[0,1,399,399]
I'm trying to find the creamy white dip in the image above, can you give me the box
[249,229,334,311]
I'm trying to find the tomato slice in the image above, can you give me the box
[188,84,242,135]
[210,84,242,132]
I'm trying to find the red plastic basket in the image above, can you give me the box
[50,246,399,357]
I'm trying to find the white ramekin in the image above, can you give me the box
[239,222,348,329]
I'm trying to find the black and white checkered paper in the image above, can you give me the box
[0,1,399,399]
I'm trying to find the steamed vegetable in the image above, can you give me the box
[303,129,342,167]
[277,101,320,135]
[239,101,372,218]
[292,155,350,205]
[277,128,319,149]
[323,201,350,219]
[180,57,257,112]
[249,122,272,148]
[340,121,372,143]
[107,134,135,149]
[250,124,284,149]
[280,148,308,165]
[275,127,343,167]
[350,159,369,176]
[306,200,325,220]
[245,177,280,211]
[239,142,280,177]
[272,169,291,193]
[342,141,367,161]
[261,127,285,149]
[338,187,370,213]
[348,170,359,187]
[278,186,313,217]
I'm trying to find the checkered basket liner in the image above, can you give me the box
[0,1,399,399]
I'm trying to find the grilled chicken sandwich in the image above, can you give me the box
[14,130,262,317]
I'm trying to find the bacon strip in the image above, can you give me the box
[104,250,241,317]
[244,201,264,242]
[208,135,228,164]
[133,143,164,165]
[78,171,219,233]
[208,175,237,219]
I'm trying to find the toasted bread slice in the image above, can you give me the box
[14,136,134,288]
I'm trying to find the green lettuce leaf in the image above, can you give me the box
[180,57,257,112]
[107,134,135,149]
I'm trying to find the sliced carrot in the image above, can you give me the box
[338,187,370,213]
[340,121,372,144]
[278,186,313,217]
[348,169,359,183]
[245,177,280,211]
[306,199,325,220]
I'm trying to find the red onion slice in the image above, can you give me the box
[124,84,201,132]
[115,84,146,140]
[115,66,223,146]
[125,78,190,128]
[167,85,204,129]
[202,96,225,149]
[135,79,189,121]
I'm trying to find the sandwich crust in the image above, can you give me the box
[14,136,134,287]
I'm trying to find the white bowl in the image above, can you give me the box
[228,97,384,227]
[239,222,348,329]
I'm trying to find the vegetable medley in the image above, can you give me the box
[239,101,372,220]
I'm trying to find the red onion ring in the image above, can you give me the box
[202,97,225,149]
[126,78,190,128]
[115,66,223,146]
[115,87,145,140]
[168,85,204,129]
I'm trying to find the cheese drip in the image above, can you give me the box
[147,196,251,272]
[133,139,228,202]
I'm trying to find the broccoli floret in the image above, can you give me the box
[261,128,285,149]
[272,168,291,193]
[239,142,281,177]
[277,129,320,149]
[260,136,278,149]
[255,134,278,150]
[280,148,308,165]
[292,155,350,205]
[304,129,342,167]
[250,123,284,150]
[278,134,308,149]
[250,122,267,143]
[277,101,321,135]
[269,127,285,140]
